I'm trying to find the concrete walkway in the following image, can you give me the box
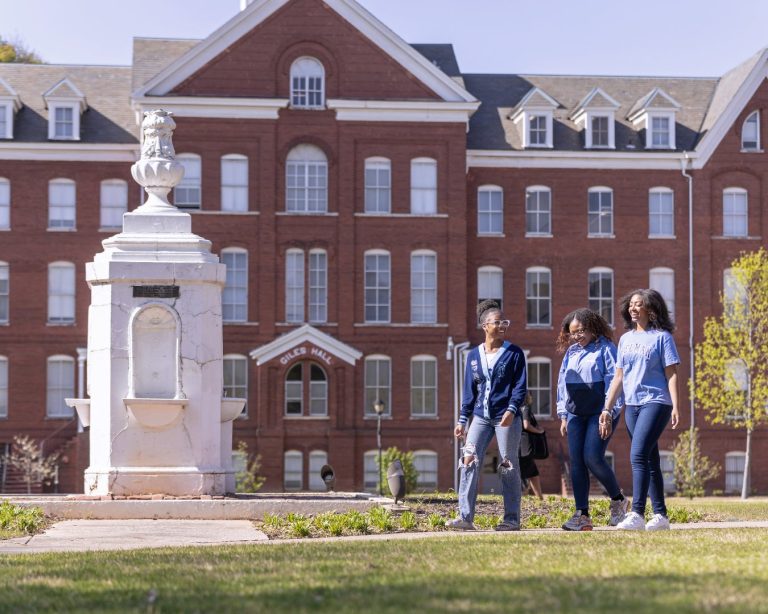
[1,519,767,555]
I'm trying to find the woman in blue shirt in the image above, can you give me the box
[604,289,680,531]
[556,307,628,531]
[447,299,527,531]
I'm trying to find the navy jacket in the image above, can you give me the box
[460,342,527,425]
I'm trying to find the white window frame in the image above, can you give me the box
[646,111,676,149]
[587,187,613,237]
[522,111,553,148]
[100,179,127,229]
[723,267,747,320]
[222,248,248,323]
[725,359,748,421]
[308,249,327,324]
[308,450,328,491]
[46,355,75,418]
[174,154,202,209]
[649,267,675,320]
[585,112,615,149]
[527,357,551,417]
[723,187,748,238]
[364,157,391,214]
[309,363,328,417]
[588,266,614,326]
[477,266,503,309]
[526,266,551,327]
[0,103,10,139]
[411,250,437,324]
[48,178,76,230]
[364,355,391,417]
[410,158,437,215]
[659,450,676,493]
[741,111,761,151]
[411,355,437,418]
[648,187,674,238]
[0,177,9,230]
[364,250,390,324]
[413,450,438,491]
[525,185,551,236]
[285,363,303,416]
[286,145,328,213]
[48,104,79,141]
[725,451,746,494]
[221,154,248,212]
[0,355,7,418]
[363,450,379,492]
[284,450,303,491]
[285,249,305,323]
[290,57,325,109]
[0,261,7,324]
[477,185,503,235]
[48,261,76,325]
[223,354,248,417]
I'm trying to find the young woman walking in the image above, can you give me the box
[604,289,680,531]
[556,308,628,531]
[447,299,528,531]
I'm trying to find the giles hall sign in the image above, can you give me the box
[279,345,334,366]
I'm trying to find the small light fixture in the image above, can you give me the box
[373,399,385,416]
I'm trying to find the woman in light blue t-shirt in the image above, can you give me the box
[603,288,680,531]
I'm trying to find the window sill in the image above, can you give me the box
[525,233,552,238]
[354,322,448,328]
[194,210,260,216]
[98,227,122,233]
[712,235,762,240]
[648,235,676,239]
[410,415,439,420]
[47,322,76,327]
[45,415,75,420]
[47,227,77,232]
[0,228,10,232]
[224,321,260,326]
[276,321,337,327]
[587,234,615,239]
[276,211,338,217]
[478,232,505,238]
[526,325,553,330]
[354,212,448,218]
[283,415,330,420]
[363,415,393,420]
[740,149,763,153]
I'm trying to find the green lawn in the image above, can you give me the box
[665,496,768,521]
[1,529,767,612]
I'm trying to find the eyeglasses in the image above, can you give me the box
[484,319,510,328]
[569,329,587,338]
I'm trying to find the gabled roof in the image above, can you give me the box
[134,0,476,104]
[249,325,362,366]
[627,88,681,120]
[43,77,88,112]
[0,77,21,110]
[132,37,200,91]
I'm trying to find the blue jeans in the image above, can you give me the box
[567,412,622,512]
[624,403,672,516]
[458,414,522,524]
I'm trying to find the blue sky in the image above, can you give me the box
[1,0,767,77]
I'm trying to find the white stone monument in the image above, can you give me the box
[67,110,244,496]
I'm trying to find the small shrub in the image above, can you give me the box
[289,517,312,538]
[346,511,370,535]
[0,502,45,534]
[426,513,445,530]
[367,507,394,532]
[398,511,417,531]
[262,513,283,530]
[524,513,548,529]
[234,441,266,493]
[667,506,703,524]
[474,514,500,530]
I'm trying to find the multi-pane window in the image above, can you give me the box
[590,115,609,147]
[742,111,760,150]
[48,262,75,324]
[588,187,613,236]
[526,267,551,326]
[286,144,327,213]
[174,154,201,209]
[477,186,503,235]
[363,451,379,492]
[588,267,614,325]
[284,363,327,417]
[364,251,390,323]
[308,249,327,324]
[284,450,303,491]
[410,158,437,215]
[48,179,76,229]
[529,115,547,146]
[285,364,303,415]
[526,186,551,235]
[364,157,391,213]
[411,355,437,417]
[285,249,327,324]
[222,249,248,323]
[364,356,391,417]
[527,358,551,417]
[46,355,74,418]
[54,107,74,139]
[290,57,324,108]
[100,179,127,229]
[221,154,248,212]
[223,354,247,417]
[309,364,328,416]
[0,356,6,418]
[0,262,7,324]
[725,452,746,494]
[725,359,748,420]
[413,450,438,491]
[0,106,6,138]
[308,450,328,491]
[649,188,674,237]
[411,251,437,324]
[0,178,9,229]
[477,266,503,308]
[659,451,676,493]
[650,115,670,148]
[285,249,305,323]
[723,188,748,237]
[649,267,675,319]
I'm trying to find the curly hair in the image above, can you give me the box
[618,288,675,332]
[477,298,502,326]
[555,307,614,353]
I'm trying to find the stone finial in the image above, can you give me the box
[140,109,177,160]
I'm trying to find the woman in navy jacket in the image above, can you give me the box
[447,299,527,531]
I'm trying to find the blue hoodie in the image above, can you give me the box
[460,341,527,425]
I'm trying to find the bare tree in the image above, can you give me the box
[6,435,59,494]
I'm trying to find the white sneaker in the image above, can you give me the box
[616,511,645,530]
[608,497,630,526]
[445,517,476,531]
[645,514,670,531]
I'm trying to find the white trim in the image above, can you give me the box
[466,149,688,170]
[328,99,479,124]
[132,96,288,120]
[249,324,362,366]
[0,142,137,162]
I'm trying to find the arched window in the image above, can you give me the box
[221,154,248,212]
[649,267,675,319]
[364,355,390,417]
[100,179,128,229]
[411,355,437,417]
[286,145,327,213]
[0,355,7,418]
[284,450,303,491]
[363,450,379,492]
[47,355,74,418]
[411,250,437,324]
[0,261,7,324]
[723,187,748,237]
[48,261,75,324]
[477,185,503,235]
[648,187,674,237]
[410,158,437,215]
[587,186,613,236]
[526,266,551,326]
[223,354,248,417]
[725,451,746,494]
[477,266,503,310]
[364,250,390,323]
[308,450,328,491]
[741,111,760,151]
[413,450,438,491]
[364,157,391,214]
[527,357,551,417]
[588,266,614,325]
[290,57,325,108]
[284,362,327,417]
[174,154,201,209]
[0,177,9,230]
[222,248,248,323]
[48,178,76,229]
[525,185,551,236]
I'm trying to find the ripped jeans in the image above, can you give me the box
[457,413,522,524]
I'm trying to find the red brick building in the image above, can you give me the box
[0,0,765,494]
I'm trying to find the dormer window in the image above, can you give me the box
[290,57,325,109]
[54,107,74,139]
[0,77,21,139]
[570,88,619,149]
[590,115,609,147]
[741,111,760,151]
[628,88,680,150]
[650,114,671,148]
[529,115,548,146]
[510,87,558,149]
[43,78,87,141]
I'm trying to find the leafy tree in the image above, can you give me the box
[0,36,43,64]
[670,428,721,497]
[377,447,418,496]
[233,440,266,493]
[692,248,768,498]
[6,435,59,494]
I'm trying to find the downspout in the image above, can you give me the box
[681,152,695,477]
[452,340,470,493]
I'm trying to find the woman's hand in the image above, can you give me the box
[670,407,679,429]
[454,423,466,439]
[499,410,513,427]
[599,411,613,440]
[560,418,567,437]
